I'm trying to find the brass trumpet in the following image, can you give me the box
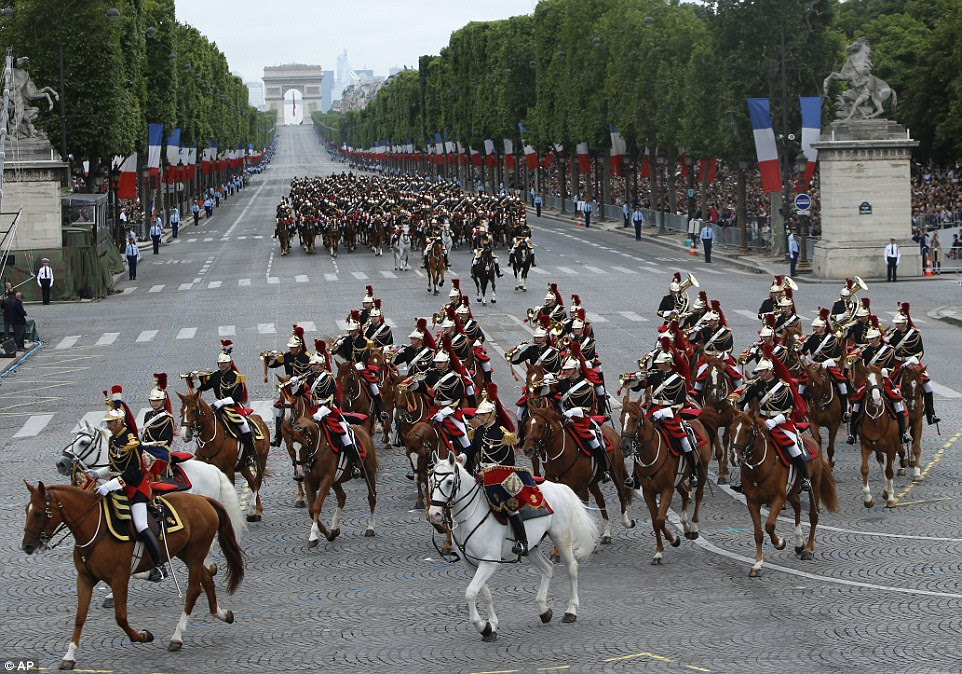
[260,350,279,361]
[558,334,572,350]
[504,345,519,362]
[736,347,752,365]
[678,271,699,292]
[179,370,211,379]
[525,307,538,322]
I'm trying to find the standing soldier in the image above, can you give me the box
[198,340,257,467]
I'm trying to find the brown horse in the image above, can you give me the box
[21,482,243,668]
[286,418,379,547]
[301,219,317,254]
[521,364,555,477]
[802,362,843,466]
[177,385,270,522]
[426,238,446,295]
[728,410,838,576]
[898,363,925,481]
[343,219,358,252]
[522,406,635,545]
[696,355,736,484]
[370,217,385,256]
[850,361,902,507]
[394,385,433,506]
[619,398,711,564]
[326,223,340,258]
[276,378,311,508]
[334,360,380,439]
[276,221,292,255]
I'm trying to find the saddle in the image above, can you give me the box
[104,493,185,542]
[769,429,818,468]
[149,463,193,494]
[477,465,553,523]
[219,407,266,441]
[563,418,613,456]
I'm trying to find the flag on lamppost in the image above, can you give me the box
[118,153,137,200]
[608,124,626,176]
[523,144,538,170]
[503,138,515,170]
[147,124,164,183]
[799,96,822,192]
[483,139,496,167]
[576,142,590,173]
[746,98,781,193]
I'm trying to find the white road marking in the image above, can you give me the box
[219,325,236,336]
[414,269,424,278]
[585,312,608,323]
[324,273,338,282]
[698,267,726,275]
[297,321,317,332]
[734,309,760,321]
[254,235,264,239]
[336,320,349,331]
[618,311,648,322]
[611,266,636,274]
[208,281,222,289]
[13,414,54,438]
[176,327,197,340]
[295,275,309,283]
[136,330,158,342]
[55,336,81,350]
[95,332,119,346]
[178,282,193,291]
[267,277,280,284]
[186,238,197,243]
[584,266,606,274]
[258,323,275,334]
[555,266,577,275]
[351,271,369,279]
[237,236,247,240]
[505,313,536,335]
[529,266,549,275]
[122,287,136,295]
[929,381,962,399]
[203,237,213,242]
[148,284,165,293]
[71,412,106,434]
[238,278,251,286]
[380,270,397,278]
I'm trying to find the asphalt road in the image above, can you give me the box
[2,125,960,674]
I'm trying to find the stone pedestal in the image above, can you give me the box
[811,120,919,279]
[1,137,69,251]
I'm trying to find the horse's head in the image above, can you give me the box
[728,410,764,469]
[703,356,731,404]
[58,421,106,483]
[522,407,556,458]
[426,452,466,525]
[861,365,886,409]
[21,480,57,555]
[177,390,208,442]
[288,419,318,476]
[618,396,649,456]
[901,362,923,401]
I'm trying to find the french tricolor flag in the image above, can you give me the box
[799,96,822,192]
[746,98,781,193]
[147,123,164,180]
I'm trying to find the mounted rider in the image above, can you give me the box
[338,310,389,422]
[471,221,503,278]
[691,302,743,401]
[404,339,472,454]
[738,314,787,366]
[86,397,169,582]
[830,278,860,324]
[508,220,535,267]
[683,290,711,331]
[548,346,610,483]
[198,340,256,468]
[843,297,872,347]
[528,283,567,325]
[757,276,789,319]
[465,384,540,557]
[657,272,695,324]
[288,339,340,413]
[888,302,940,425]
[141,373,175,479]
[356,285,375,327]
[773,290,801,338]
[729,345,812,492]
[846,315,912,446]
[265,325,312,447]
[798,308,851,421]
[422,218,452,270]
[365,299,394,348]
[438,307,478,404]
[310,375,365,481]
[389,318,437,376]
[454,300,494,383]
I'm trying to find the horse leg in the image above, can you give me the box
[911,414,923,480]
[883,448,897,508]
[860,444,874,508]
[109,575,154,644]
[330,483,347,539]
[529,547,555,623]
[553,525,581,623]
[789,493,804,555]
[363,461,377,537]
[588,481,611,544]
[717,425,730,484]
[465,561,499,640]
[765,491,788,551]
[168,555,206,651]
[61,571,95,669]
[477,583,499,639]
[746,496,765,577]
[308,473,335,547]
[608,452,635,529]
[827,420,839,467]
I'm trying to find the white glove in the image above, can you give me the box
[213,397,233,409]
[96,478,122,496]
[764,418,777,431]
[563,407,584,419]
[653,407,674,420]
[312,406,331,422]
[86,467,108,480]
[354,362,365,371]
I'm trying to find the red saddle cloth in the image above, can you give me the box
[358,365,380,384]
[769,427,818,468]
[563,416,613,456]
[318,415,367,457]
[148,464,193,494]
[477,466,552,522]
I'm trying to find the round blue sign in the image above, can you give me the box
[794,193,812,211]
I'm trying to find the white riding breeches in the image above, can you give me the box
[367,382,381,397]
[131,501,148,533]
[238,418,251,434]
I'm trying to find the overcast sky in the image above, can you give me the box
[176,0,537,84]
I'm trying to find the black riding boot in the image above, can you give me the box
[792,453,812,492]
[897,410,911,444]
[371,393,388,421]
[507,512,529,556]
[531,251,536,267]
[483,368,492,384]
[344,439,362,479]
[445,253,451,270]
[923,390,941,425]
[272,418,283,447]
[240,431,256,468]
[139,528,169,582]
[467,393,477,408]
[592,443,611,483]
[496,261,503,278]
[846,404,861,444]
[839,388,850,422]
[685,450,699,488]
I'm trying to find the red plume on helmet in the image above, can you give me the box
[549,282,563,306]
[773,275,783,286]
[538,314,550,330]
[417,318,437,350]
[365,284,374,298]
[818,307,832,331]
[293,324,305,344]
[761,344,808,421]
[659,335,672,353]
[440,336,469,379]
[452,278,461,292]
[154,373,172,414]
[900,302,916,329]
[670,319,690,354]
[698,290,708,305]
[764,313,777,329]
[571,293,582,306]
[672,272,681,283]
[373,298,382,310]
[575,307,586,321]
[460,296,474,319]
[845,278,854,290]
[445,305,464,333]
[784,287,797,314]
[314,339,331,371]
[485,382,514,431]
[350,309,362,325]
[710,299,728,327]
[106,385,138,435]
[861,297,871,310]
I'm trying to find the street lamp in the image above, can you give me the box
[656,151,667,233]
[793,152,812,273]
[738,160,749,252]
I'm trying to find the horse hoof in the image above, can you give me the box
[141,630,154,643]
[59,661,75,670]
[562,612,578,623]
[224,609,234,624]
[364,528,375,537]
[794,545,804,555]
[415,500,425,510]
[600,535,612,544]
[295,500,306,509]
[885,500,897,509]
[208,563,218,576]
[308,539,319,549]
[628,519,637,529]
[168,640,183,652]
[685,531,699,540]
[800,551,814,561]
[863,499,875,509]
[774,539,787,551]
[325,528,341,542]
[102,596,114,609]
[246,514,261,523]
[670,537,681,548]
[717,477,728,486]
[651,557,662,565]
[749,567,762,578]
[896,468,905,476]
[480,621,493,637]
[540,609,553,624]
[481,632,498,643]
[491,299,496,304]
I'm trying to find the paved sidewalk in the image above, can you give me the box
[929,305,962,328]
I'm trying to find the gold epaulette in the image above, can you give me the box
[501,428,518,446]
[236,374,246,384]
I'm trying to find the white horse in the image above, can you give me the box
[57,421,244,606]
[427,454,598,642]
[393,229,412,271]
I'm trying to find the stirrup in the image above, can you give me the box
[845,434,856,445]
[244,453,255,468]
[271,434,282,447]
[799,478,812,492]
[624,476,637,490]
[842,412,851,422]
[599,471,611,484]
[511,540,528,556]
[147,565,169,582]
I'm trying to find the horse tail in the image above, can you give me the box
[207,497,246,594]
[817,458,839,513]
[215,469,246,543]
[545,482,599,560]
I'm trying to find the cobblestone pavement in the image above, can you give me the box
[2,126,961,674]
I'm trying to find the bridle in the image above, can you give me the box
[806,364,835,412]
[182,394,218,451]
[729,416,775,479]
[24,488,103,555]
[620,404,668,471]
[61,429,107,483]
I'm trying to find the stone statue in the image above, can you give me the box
[823,38,897,121]
[8,57,59,139]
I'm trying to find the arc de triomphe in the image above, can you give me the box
[263,64,324,122]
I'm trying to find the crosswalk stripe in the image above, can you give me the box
[149,284,165,293]
[72,412,105,434]
[336,319,349,330]
[414,269,424,278]
[13,414,54,438]
[258,323,275,334]
[186,238,197,243]
[528,266,549,275]
[55,336,80,350]
[734,309,760,321]
[122,287,137,295]
[618,311,648,322]
[203,237,213,242]
[238,278,251,286]
[295,275,309,283]
[611,266,636,274]
[380,270,397,278]
[698,267,726,275]
[352,271,369,280]
[254,235,264,239]
[324,273,338,281]
[237,236,247,240]
[584,266,607,274]
[267,277,280,285]
[178,282,193,291]
[930,380,962,399]
[136,330,158,342]
[177,327,197,340]
[219,325,236,336]
[249,400,275,420]
[208,281,222,289]
[385,318,397,327]
[585,312,608,323]
[95,332,119,346]
[555,266,577,275]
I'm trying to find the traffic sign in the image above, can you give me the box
[686,188,696,199]
[794,193,812,213]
